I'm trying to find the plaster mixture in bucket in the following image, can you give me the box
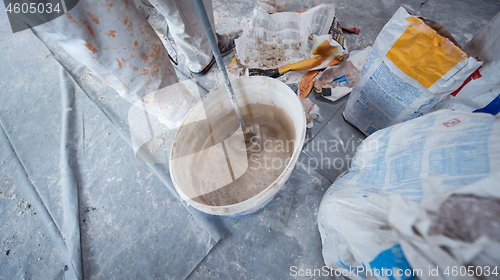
[192,103,295,206]
[170,76,306,216]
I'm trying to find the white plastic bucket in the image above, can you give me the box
[169,76,306,217]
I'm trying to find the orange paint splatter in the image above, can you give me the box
[84,43,97,53]
[141,53,147,61]
[107,3,113,11]
[152,45,161,55]
[126,22,133,32]
[106,30,116,37]
[124,0,129,6]
[87,12,99,24]
[115,58,122,68]
[65,13,77,24]
[134,41,138,46]
[133,66,139,71]
[81,20,94,37]
[86,24,95,38]
[142,69,149,75]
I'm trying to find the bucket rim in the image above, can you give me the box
[169,76,307,215]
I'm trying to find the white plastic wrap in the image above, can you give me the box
[35,0,209,128]
[431,11,500,115]
[318,109,500,280]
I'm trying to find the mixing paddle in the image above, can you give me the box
[193,0,262,152]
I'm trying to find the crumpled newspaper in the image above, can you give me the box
[235,4,348,76]
[311,46,371,102]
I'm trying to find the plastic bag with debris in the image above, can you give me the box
[235,4,348,78]
[318,109,500,280]
[343,7,482,136]
[311,47,371,102]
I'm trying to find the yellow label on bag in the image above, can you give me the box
[386,17,467,89]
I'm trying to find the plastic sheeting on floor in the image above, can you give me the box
[1,0,499,279]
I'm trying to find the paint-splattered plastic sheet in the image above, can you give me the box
[0,19,237,279]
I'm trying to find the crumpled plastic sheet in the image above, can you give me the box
[0,25,366,279]
[0,23,236,280]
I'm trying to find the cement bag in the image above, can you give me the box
[318,109,500,280]
[430,11,500,116]
[343,7,482,136]
[389,174,500,280]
